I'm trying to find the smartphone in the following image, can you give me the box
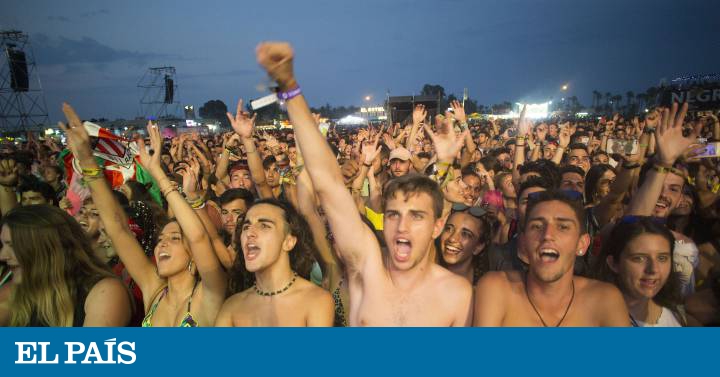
[693,142,720,158]
[607,138,639,155]
[579,136,589,145]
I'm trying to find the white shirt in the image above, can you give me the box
[633,307,682,327]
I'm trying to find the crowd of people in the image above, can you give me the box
[1,41,719,327]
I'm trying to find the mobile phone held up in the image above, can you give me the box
[607,138,639,155]
[692,142,720,159]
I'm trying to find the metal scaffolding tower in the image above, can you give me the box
[0,30,49,132]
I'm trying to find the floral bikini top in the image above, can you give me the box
[141,282,199,327]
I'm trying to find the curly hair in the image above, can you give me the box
[229,199,317,294]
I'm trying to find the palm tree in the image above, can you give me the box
[612,95,623,112]
[592,90,600,110]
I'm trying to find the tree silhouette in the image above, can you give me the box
[199,100,229,126]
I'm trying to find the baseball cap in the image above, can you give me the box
[389,147,412,162]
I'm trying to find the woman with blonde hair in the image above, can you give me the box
[0,204,132,326]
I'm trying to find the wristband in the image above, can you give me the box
[277,86,302,101]
[363,162,373,168]
[81,167,103,178]
[622,162,641,170]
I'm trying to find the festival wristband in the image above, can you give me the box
[81,167,103,177]
[277,86,302,101]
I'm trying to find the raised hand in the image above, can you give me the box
[558,126,571,149]
[255,42,296,89]
[59,103,94,163]
[226,99,257,139]
[424,123,468,163]
[137,121,164,177]
[382,133,397,150]
[0,159,18,187]
[361,128,383,165]
[535,123,548,142]
[517,105,532,136]
[412,104,427,125]
[181,157,202,197]
[450,100,467,124]
[656,102,702,166]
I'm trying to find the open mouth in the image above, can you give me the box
[654,199,670,211]
[157,252,171,262]
[538,248,559,263]
[245,243,261,261]
[444,244,462,256]
[639,279,659,289]
[394,238,412,262]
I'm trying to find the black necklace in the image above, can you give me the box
[253,272,298,296]
[524,273,575,327]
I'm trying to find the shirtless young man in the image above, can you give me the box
[214,199,334,326]
[255,42,472,326]
[474,190,630,326]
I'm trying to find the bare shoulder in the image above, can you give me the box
[430,265,472,302]
[87,277,128,301]
[223,289,253,308]
[295,278,333,304]
[576,276,625,308]
[475,270,521,291]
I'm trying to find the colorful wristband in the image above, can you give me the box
[277,86,302,101]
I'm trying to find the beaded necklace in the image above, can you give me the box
[253,272,298,296]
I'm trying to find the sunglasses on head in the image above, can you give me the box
[618,215,666,226]
[527,189,584,203]
[451,203,488,217]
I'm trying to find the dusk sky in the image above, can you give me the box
[2,0,719,122]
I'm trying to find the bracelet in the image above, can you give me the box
[1,185,16,192]
[277,86,302,101]
[190,198,207,209]
[459,122,468,130]
[81,167,103,178]
[82,175,104,184]
[363,162,373,168]
[161,183,180,197]
[652,164,671,174]
[622,162,641,170]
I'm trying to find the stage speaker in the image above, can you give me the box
[387,95,440,125]
[164,76,174,104]
[6,49,29,92]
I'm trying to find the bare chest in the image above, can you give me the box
[231,296,309,327]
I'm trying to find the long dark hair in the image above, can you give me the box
[229,199,316,293]
[593,218,683,311]
[584,164,614,204]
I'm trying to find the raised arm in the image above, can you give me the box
[182,157,234,270]
[0,159,19,216]
[226,100,274,199]
[59,104,162,296]
[451,100,476,154]
[255,42,378,272]
[138,124,227,296]
[552,125,571,165]
[627,103,700,216]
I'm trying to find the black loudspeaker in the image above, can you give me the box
[7,49,29,92]
[387,95,440,125]
[164,76,174,104]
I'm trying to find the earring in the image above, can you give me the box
[187,261,194,272]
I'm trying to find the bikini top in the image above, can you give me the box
[141,281,199,327]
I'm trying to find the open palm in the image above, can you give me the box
[226,99,257,139]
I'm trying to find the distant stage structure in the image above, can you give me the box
[0,30,49,132]
[138,66,179,119]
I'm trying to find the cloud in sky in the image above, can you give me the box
[32,34,178,67]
